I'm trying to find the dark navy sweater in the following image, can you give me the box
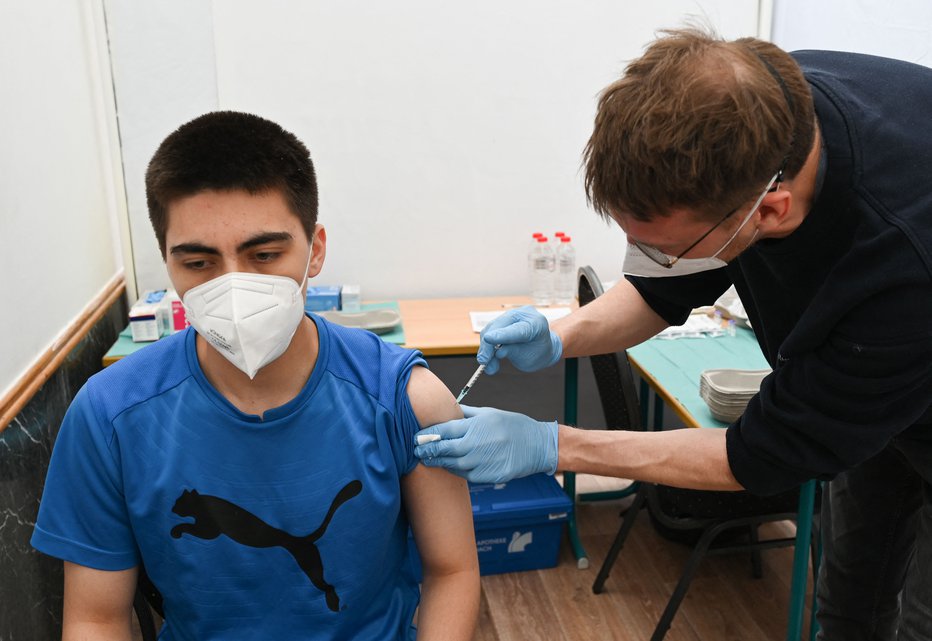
[628,51,932,495]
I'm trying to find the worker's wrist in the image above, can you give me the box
[541,420,559,475]
[546,331,564,368]
[555,424,576,473]
[550,318,576,360]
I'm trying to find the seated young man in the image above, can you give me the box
[31,111,479,640]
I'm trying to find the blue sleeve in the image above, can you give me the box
[384,345,427,476]
[30,384,140,570]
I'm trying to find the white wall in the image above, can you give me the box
[104,0,219,301]
[0,0,125,400]
[4,1,928,399]
[772,0,932,65]
[212,1,760,300]
[117,1,762,299]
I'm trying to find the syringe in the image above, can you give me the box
[455,344,502,403]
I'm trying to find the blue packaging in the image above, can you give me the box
[407,474,572,578]
[305,285,342,312]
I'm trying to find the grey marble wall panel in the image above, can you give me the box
[0,297,126,641]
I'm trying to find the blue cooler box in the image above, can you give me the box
[407,473,573,578]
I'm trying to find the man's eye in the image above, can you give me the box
[184,260,208,270]
[255,252,279,263]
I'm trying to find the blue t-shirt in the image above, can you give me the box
[32,314,426,640]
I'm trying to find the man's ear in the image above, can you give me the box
[307,224,327,279]
[756,190,793,237]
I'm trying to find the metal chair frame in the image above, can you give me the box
[577,266,819,641]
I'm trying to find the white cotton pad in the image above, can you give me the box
[416,434,442,445]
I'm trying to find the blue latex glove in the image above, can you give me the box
[477,305,563,375]
[413,405,559,483]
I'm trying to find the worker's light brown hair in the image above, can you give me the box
[584,28,815,223]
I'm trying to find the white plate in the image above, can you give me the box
[318,309,401,334]
[707,405,747,423]
[700,368,771,422]
[700,368,771,394]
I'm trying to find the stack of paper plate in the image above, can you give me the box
[699,368,771,423]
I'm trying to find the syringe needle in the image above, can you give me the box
[455,344,501,403]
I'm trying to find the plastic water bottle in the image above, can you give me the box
[527,233,544,295]
[527,232,544,273]
[529,236,555,305]
[554,236,576,305]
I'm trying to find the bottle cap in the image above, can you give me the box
[560,236,571,242]
[554,232,566,237]
[532,232,544,238]
[538,236,548,242]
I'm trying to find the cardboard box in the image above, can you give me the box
[129,290,171,342]
[305,285,342,312]
[407,474,572,578]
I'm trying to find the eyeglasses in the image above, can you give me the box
[632,171,783,269]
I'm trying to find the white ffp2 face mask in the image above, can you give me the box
[622,172,775,278]
[182,251,311,379]
[622,243,729,278]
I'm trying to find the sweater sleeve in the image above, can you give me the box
[727,282,932,495]
[626,269,733,326]
[381,343,427,476]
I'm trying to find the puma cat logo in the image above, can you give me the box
[170,480,363,612]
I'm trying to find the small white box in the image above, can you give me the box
[129,290,171,342]
[341,284,361,312]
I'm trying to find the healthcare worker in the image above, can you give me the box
[415,29,932,641]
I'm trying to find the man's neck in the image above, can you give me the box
[196,316,319,419]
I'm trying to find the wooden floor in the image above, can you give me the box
[133,474,815,640]
[474,474,814,641]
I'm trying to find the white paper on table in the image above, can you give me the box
[713,284,751,328]
[469,307,572,333]
[655,313,726,340]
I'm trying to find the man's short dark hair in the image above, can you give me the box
[146,111,318,256]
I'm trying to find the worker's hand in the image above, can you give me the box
[477,306,563,375]
[414,405,558,484]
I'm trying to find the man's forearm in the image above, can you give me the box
[416,569,479,641]
[64,621,133,641]
[557,424,743,491]
[552,279,668,358]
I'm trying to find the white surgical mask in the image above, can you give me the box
[622,173,776,278]
[183,249,312,379]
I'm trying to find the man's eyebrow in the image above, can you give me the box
[168,232,294,256]
[237,231,293,253]
[169,242,219,256]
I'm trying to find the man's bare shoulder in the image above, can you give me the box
[406,366,463,426]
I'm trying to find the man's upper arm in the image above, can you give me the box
[402,367,476,574]
[63,562,137,639]
[405,365,463,429]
